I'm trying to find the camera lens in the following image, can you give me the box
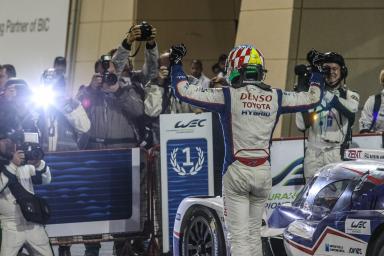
[102,72,118,86]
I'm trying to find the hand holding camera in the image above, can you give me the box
[127,21,156,44]
[89,73,103,89]
[11,150,25,167]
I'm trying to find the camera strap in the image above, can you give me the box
[1,168,51,225]
[128,42,142,58]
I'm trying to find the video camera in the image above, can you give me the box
[8,130,44,163]
[294,49,331,92]
[100,55,118,86]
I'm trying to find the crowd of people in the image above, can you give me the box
[0,23,228,256]
[0,21,384,256]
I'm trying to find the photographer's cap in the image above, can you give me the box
[54,56,66,67]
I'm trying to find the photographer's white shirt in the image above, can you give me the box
[0,161,51,223]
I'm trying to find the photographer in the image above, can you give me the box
[144,52,203,144]
[359,69,384,133]
[295,50,360,183]
[117,22,158,88]
[39,68,90,152]
[0,126,52,256]
[0,78,40,132]
[77,28,149,256]
[0,64,17,92]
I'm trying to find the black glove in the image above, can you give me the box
[139,126,153,150]
[169,44,187,65]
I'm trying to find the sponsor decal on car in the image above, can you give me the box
[325,243,345,253]
[348,247,363,254]
[345,219,371,235]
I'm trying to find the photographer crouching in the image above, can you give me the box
[295,50,360,183]
[0,126,52,256]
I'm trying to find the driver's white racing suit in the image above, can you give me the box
[171,64,324,256]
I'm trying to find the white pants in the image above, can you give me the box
[0,220,52,256]
[223,161,271,256]
[304,147,341,182]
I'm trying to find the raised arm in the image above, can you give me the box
[280,72,324,113]
[171,64,225,112]
[169,44,226,112]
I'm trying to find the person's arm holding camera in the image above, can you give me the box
[76,73,103,103]
[54,96,91,134]
[142,26,159,83]
[29,159,51,185]
[0,149,22,191]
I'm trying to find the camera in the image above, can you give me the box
[100,55,118,86]
[294,49,331,92]
[138,21,153,41]
[41,68,66,93]
[8,130,44,163]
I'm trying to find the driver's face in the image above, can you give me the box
[323,63,341,87]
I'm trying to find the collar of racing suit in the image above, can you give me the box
[232,80,272,91]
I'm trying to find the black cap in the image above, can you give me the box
[322,52,345,67]
[54,56,66,66]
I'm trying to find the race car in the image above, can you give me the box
[173,148,384,256]
[269,148,384,256]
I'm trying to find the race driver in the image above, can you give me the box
[169,44,324,256]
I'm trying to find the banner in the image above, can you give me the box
[0,0,70,87]
[35,148,141,237]
[160,113,214,253]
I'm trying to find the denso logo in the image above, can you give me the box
[175,119,206,128]
[351,221,367,228]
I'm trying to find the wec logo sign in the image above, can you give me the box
[351,221,367,229]
[175,119,206,128]
[345,219,371,235]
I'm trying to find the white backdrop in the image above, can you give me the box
[0,0,70,87]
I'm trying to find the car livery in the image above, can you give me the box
[269,149,384,256]
[173,148,384,256]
